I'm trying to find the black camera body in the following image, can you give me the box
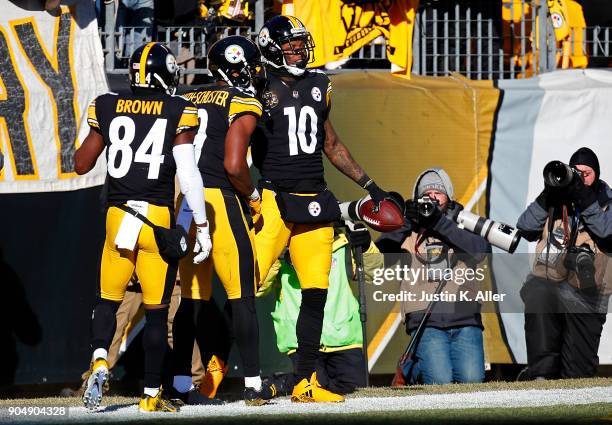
[564,245,596,290]
[543,160,583,188]
[417,196,439,218]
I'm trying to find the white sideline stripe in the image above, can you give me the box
[464,177,488,212]
[119,318,145,356]
[15,386,608,423]
[367,313,402,372]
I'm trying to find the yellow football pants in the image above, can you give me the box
[255,189,333,289]
[179,188,257,300]
[100,204,177,305]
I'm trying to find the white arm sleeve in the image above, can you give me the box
[173,143,207,225]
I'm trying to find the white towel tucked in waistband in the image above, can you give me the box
[114,200,149,250]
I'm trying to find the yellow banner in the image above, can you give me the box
[282,0,418,72]
[548,0,570,41]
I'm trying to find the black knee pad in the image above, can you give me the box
[229,296,256,314]
[90,299,121,351]
[296,289,328,348]
[144,308,169,352]
[301,288,327,312]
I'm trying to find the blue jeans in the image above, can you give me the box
[406,326,485,384]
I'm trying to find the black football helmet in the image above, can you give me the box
[257,15,315,76]
[128,42,180,95]
[208,36,267,96]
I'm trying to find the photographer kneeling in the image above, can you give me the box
[378,168,491,384]
[517,147,612,380]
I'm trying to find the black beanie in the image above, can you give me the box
[569,147,600,180]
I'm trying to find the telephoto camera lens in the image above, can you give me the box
[455,210,521,253]
[543,160,580,188]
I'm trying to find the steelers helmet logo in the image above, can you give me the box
[166,54,177,73]
[551,12,564,29]
[225,44,245,64]
[180,236,187,252]
[308,201,322,217]
[311,87,322,102]
[258,27,270,47]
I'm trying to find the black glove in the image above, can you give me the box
[365,181,389,205]
[567,177,597,210]
[535,185,562,210]
[404,199,441,229]
[404,199,420,227]
[447,201,464,222]
[346,222,372,251]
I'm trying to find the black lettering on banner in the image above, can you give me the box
[13,11,77,175]
[0,27,35,177]
[335,0,393,55]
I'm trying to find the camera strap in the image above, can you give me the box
[567,208,580,250]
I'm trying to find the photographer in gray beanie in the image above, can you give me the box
[377,168,490,385]
[517,147,612,380]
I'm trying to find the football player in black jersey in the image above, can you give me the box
[253,15,390,403]
[171,36,276,406]
[75,42,211,413]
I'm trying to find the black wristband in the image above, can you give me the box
[357,174,372,189]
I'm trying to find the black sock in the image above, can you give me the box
[229,297,260,377]
[143,307,169,389]
[172,298,207,377]
[90,299,120,353]
[295,289,327,382]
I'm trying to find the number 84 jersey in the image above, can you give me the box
[252,70,332,188]
[87,92,199,207]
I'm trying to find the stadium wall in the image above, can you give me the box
[325,69,612,372]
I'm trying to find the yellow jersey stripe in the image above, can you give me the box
[87,102,98,128]
[176,107,199,134]
[231,97,263,110]
[139,42,157,86]
[229,101,262,123]
[183,106,199,115]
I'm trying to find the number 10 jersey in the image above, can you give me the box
[87,92,199,207]
[252,70,332,192]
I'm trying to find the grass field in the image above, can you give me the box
[1,378,611,424]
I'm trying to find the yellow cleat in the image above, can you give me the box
[199,355,228,399]
[291,372,345,403]
[82,358,109,410]
[138,388,179,413]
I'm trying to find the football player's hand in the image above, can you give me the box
[193,223,212,264]
[346,222,372,251]
[365,181,389,206]
[249,196,262,224]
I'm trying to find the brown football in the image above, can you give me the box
[358,198,404,232]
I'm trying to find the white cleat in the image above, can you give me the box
[82,358,109,411]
